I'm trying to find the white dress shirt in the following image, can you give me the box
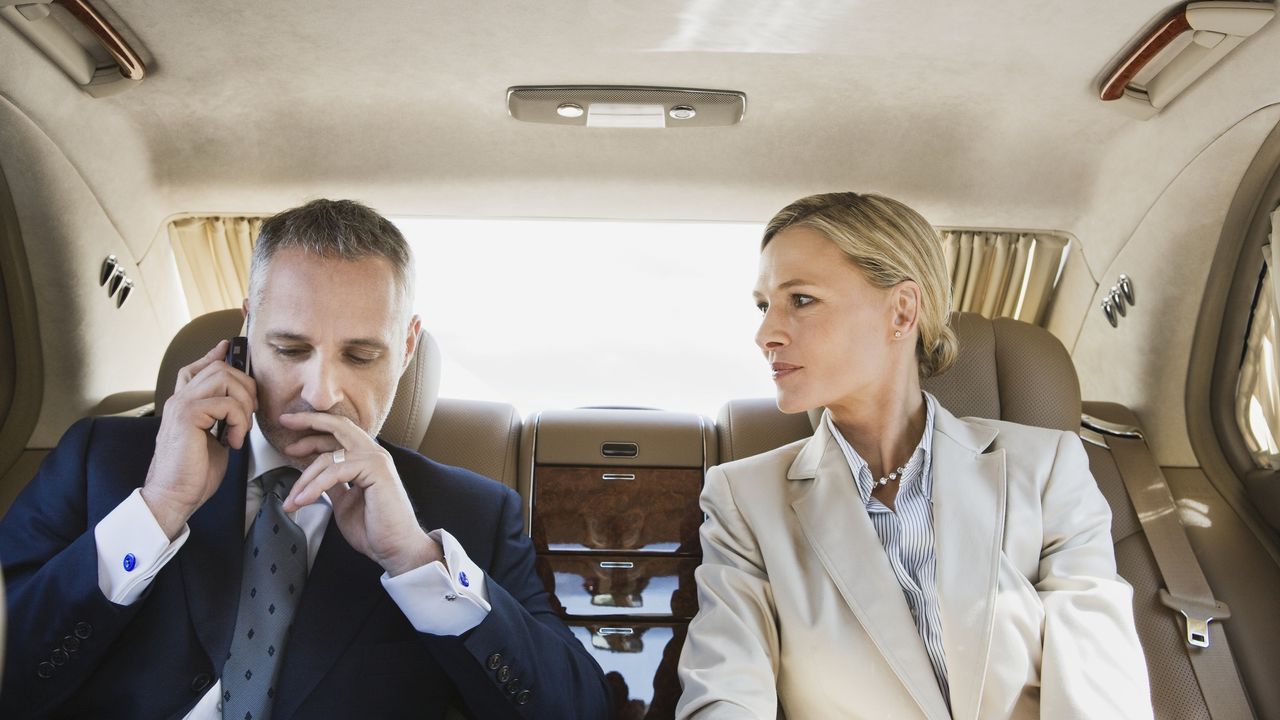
[92,421,491,718]
[825,392,949,704]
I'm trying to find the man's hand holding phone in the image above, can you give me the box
[141,337,257,540]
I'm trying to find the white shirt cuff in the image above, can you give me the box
[94,488,189,605]
[381,528,491,635]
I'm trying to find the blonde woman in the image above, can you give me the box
[676,193,1152,719]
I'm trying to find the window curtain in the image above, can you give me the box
[168,216,263,318]
[1235,207,1280,468]
[941,231,1066,324]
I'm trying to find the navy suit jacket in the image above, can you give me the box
[0,417,612,719]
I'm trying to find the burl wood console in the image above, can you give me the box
[523,409,715,720]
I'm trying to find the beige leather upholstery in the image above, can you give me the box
[717,398,813,466]
[1080,411,1213,720]
[383,332,441,453]
[720,312,1081,463]
[420,398,521,490]
[154,308,439,451]
[533,409,710,468]
[925,313,1081,431]
[1086,400,1280,720]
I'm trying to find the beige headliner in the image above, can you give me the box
[1,1,1279,460]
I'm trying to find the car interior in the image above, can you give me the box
[3,1,1280,718]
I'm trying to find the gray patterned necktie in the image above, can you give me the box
[222,467,308,720]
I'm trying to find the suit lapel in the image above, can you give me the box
[931,408,1005,720]
[272,514,387,720]
[789,420,952,720]
[181,447,250,670]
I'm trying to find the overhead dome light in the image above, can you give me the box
[556,103,584,118]
[507,86,746,128]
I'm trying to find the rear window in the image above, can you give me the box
[397,218,775,418]
[167,215,1067,419]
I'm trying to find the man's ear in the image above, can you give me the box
[403,314,422,372]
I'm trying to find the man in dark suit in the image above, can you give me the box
[0,199,612,719]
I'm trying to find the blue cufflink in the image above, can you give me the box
[123,553,137,572]
[459,571,470,587]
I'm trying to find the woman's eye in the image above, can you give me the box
[756,301,769,314]
[792,294,814,308]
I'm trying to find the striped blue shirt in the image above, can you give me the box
[824,392,949,705]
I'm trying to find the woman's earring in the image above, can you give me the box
[894,330,902,339]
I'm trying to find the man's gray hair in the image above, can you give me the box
[248,198,415,314]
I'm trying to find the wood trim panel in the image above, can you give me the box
[532,465,703,554]
[536,554,699,619]
[1099,8,1191,101]
[565,620,687,720]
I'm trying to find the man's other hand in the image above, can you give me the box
[278,411,442,576]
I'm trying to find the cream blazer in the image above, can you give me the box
[676,406,1152,720]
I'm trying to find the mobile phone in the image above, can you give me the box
[213,335,251,445]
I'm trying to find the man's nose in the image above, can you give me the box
[300,360,343,411]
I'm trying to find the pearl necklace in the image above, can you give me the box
[874,465,907,487]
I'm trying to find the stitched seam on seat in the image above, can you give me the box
[992,318,1004,421]
[725,406,736,461]
[501,409,519,484]
[403,340,425,446]
[410,353,425,441]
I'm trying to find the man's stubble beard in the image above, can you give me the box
[256,399,391,470]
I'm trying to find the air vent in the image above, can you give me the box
[99,253,133,308]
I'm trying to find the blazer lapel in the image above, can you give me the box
[789,418,952,720]
[272,515,387,720]
[931,408,1005,720]
[181,447,250,670]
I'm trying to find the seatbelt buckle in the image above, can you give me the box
[1159,588,1231,648]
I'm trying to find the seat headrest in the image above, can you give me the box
[927,312,1080,432]
[718,312,1081,463]
[155,308,440,450]
[803,312,1081,433]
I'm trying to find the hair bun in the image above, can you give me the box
[920,322,958,378]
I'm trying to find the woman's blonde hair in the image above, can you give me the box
[762,192,958,378]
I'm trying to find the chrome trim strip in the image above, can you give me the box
[698,413,709,475]
[1078,426,1110,449]
[1081,413,1145,439]
[526,410,540,539]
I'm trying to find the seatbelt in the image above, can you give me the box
[1085,414,1253,719]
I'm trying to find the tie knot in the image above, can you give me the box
[257,466,301,499]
